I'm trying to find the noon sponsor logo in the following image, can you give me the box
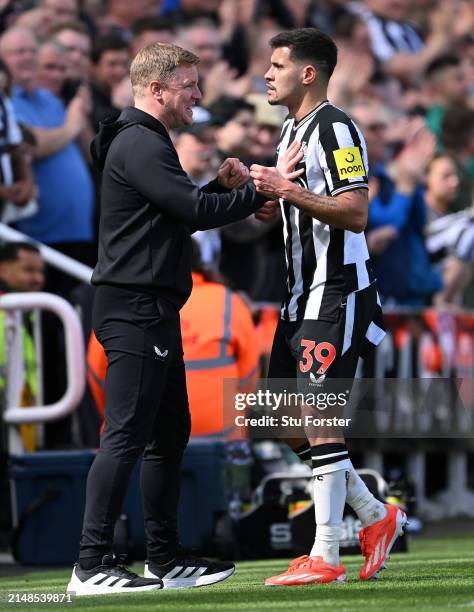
[333,146,366,180]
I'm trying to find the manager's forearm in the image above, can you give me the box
[280,182,367,233]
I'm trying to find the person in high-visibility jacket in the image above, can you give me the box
[87,240,260,437]
[0,241,45,451]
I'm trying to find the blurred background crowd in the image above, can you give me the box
[0,0,473,448]
[0,0,472,308]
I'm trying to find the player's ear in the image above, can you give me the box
[301,64,317,86]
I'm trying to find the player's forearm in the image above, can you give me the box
[281,182,368,233]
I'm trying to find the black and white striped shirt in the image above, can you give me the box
[426,210,474,266]
[351,2,424,63]
[0,94,22,187]
[277,100,374,322]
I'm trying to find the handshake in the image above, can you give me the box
[217,140,304,223]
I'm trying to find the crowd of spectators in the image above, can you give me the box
[0,0,472,310]
[0,0,473,543]
[0,0,473,309]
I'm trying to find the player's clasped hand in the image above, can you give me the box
[277,140,305,180]
[217,158,250,189]
[250,165,289,200]
[251,140,304,200]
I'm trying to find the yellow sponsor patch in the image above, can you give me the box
[333,146,366,181]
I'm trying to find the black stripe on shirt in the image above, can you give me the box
[282,123,299,321]
[295,114,324,320]
[318,227,345,320]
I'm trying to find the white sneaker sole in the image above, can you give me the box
[366,509,408,580]
[144,564,235,589]
[67,570,163,597]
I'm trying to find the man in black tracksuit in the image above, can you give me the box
[67,43,265,597]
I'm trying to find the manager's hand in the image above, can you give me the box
[217,158,250,190]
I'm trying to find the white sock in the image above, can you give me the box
[310,467,348,567]
[345,463,387,527]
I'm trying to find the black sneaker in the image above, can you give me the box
[67,554,163,596]
[144,553,235,588]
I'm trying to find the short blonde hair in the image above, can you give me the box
[130,42,199,98]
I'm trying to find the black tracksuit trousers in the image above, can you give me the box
[79,285,191,565]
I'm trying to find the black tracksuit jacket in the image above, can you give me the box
[91,106,263,309]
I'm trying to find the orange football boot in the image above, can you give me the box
[359,504,407,580]
[265,555,347,586]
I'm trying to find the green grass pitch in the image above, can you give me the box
[1,534,473,612]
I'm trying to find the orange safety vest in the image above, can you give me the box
[182,272,259,436]
[87,273,260,437]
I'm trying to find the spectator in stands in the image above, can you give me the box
[0,59,36,223]
[177,18,221,80]
[440,106,474,213]
[0,241,45,451]
[87,239,259,438]
[177,19,250,106]
[205,95,268,296]
[425,155,461,222]
[328,11,375,107]
[99,0,161,39]
[14,0,80,42]
[175,108,221,270]
[174,116,219,187]
[0,26,96,293]
[246,92,287,163]
[41,0,80,32]
[208,95,257,167]
[0,241,44,293]
[425,55,469,144]
[352,101,442,305]
[2,25,96,447]
[50,22,92,102]
[36,40,68,98]
[181,240,260,437]
[163,0,220,23]
[90,34,130,130]
[353,0,472,82]
[246,25,281,94]
[459,34,474,95]
[130,17,177,54]
[107,18,177,110]
[305,0,350,34]
[424,155,473,305]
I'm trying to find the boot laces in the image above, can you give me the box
[288,556,311,572]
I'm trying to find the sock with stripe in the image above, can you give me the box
[345,463,387,527]
[310,443,350,567]
[293,442,312,467]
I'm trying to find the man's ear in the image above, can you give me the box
[301,64,317,86]
[150,80,165,101]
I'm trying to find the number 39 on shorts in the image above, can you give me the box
[299,340,336,374]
